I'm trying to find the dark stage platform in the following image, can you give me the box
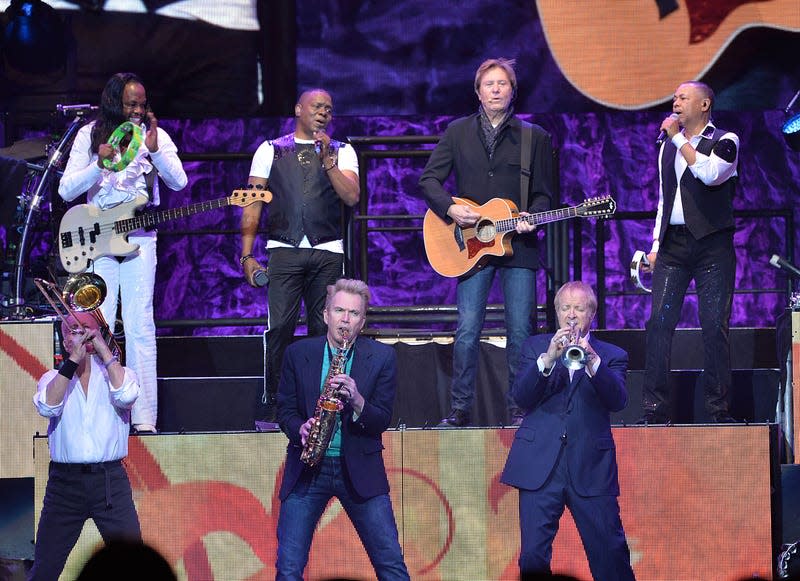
[155,327,780,432]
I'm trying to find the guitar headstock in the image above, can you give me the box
[229,187,273,207]
[576,195,616,218]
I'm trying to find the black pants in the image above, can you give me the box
[643,226,736,418]
[265,247,343,396]
[29,460,141,581]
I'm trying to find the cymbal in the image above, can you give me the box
[0,138,49,161]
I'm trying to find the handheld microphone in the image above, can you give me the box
[656,113,679,145]
[770,254,800,279]
[253,268,269,287]
[56,103,99,114]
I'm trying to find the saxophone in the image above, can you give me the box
[301,329,351,467]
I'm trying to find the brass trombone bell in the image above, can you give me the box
[33,275,120,357]
[62,272,107,311]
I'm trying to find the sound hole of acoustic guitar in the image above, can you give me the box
[475,219,496,242]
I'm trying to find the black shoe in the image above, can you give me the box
[635,411,670,425]
[712,413,738,424]
[437,409,470,428]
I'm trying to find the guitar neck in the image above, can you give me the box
[115,198,231,234]
[497,206,581,233]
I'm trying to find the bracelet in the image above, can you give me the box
[58,359,79,380]
[240,254,255,267]
[103,355,119,369]
[324,163,336,172]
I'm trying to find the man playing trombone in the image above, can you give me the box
[501,281,636,579]
[29,311,142,581]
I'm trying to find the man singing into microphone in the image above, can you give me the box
[639,81,740,424]
[239,89,359,425]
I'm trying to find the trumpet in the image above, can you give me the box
[560,321,588,370]
[34,274,121,358]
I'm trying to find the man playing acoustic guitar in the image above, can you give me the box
[419,58,555,427]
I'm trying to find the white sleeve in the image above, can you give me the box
[687,132,739,187]
[248,140,275,179]
[33,370,64,417]
[149,128,188,190]
[57,124,103,202]
[337,143,359,176]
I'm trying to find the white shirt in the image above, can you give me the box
[249,137,359,254]
[34,359,140,463]
[58,121,187,210]
[650,122,739,253]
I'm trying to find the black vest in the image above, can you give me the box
[267,134,344,246]
[658,126,736,242]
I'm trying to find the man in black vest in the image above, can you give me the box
[639,81,739,424]
[240,89,360,423]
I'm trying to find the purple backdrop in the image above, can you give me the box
[145,110,799,335]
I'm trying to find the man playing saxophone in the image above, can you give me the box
[275,278,409,580]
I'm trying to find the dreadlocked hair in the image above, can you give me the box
[90,72,144,154]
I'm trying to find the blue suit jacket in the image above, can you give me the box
[277,335,397,501]
[501,334,629,497]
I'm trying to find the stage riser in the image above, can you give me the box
[155,369,779,432]
[156,327,778,376]
[27,426,778,580]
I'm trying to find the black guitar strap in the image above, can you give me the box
[520,121,533,212]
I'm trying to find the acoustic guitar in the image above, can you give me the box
[423,195,616,278]
[58,188,272,274]
[536,0,800,109]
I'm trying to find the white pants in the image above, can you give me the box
[94,231,158,426]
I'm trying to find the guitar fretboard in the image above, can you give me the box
[114,198,231,234]
[495,206,580,233]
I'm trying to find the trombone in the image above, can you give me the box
[34,274,121,358]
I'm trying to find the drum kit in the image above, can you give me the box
[0,104,137,322]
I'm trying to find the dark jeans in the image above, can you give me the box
[266,247,343,396]
[643,226,736,418]
[452,265,536,413]
[276,457,409,580]
[517,451,635,580]
[28,461,141,581]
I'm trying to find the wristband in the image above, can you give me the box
[103,355,119,369]
[58,359,79,380]
[240,254,255,267]
[671,133,689,150]
[324,163,336,172]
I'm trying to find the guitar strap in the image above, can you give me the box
[520,121,533,212]
[145,166,159,207]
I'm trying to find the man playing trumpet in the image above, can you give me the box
[501,281,636,579]
[29,312,142,581]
